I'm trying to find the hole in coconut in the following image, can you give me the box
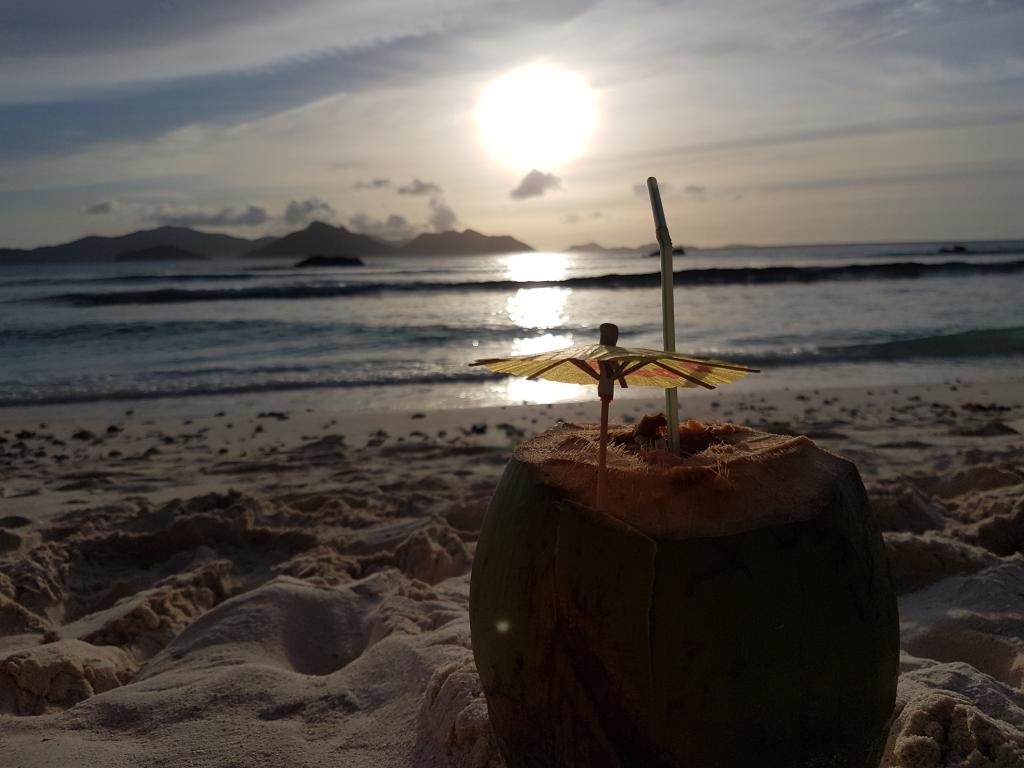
[517,419,826,539]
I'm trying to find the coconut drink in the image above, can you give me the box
[469,420,899,767]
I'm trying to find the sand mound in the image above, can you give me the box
[64,559,233,658]
[0,572,502,766]
[0,639,136,715]
[963,495,1024,557]
[899,562,1024,688]
[884,533,1001,594]
[913,464,1023,500]
[871,481,948,533]
[142,575,391,679]
[0,447,498,764]
[415,655,503,768]
[884,658,1024,767]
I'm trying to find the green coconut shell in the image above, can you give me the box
[470,422,899,768]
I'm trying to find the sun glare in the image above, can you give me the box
[475,63,597,172]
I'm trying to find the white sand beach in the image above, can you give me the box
[1,377,1023,766]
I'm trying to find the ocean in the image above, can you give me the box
[2,240,1023,412]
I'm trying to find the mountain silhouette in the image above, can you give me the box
[566,242,637,253]
[400,229,532,255]
[0,222,535,264]
[0,226,271,264]
[247,222,397,257]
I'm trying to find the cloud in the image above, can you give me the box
[633,181,671,196]
[284,197,335,226]
[510,170,561,200]
[0,4,598,157]
[353,178,391,190]
[398,178,442,196]
[147,204,270,228]
[428,197,458,231]
[347,193,459,240]
[620,113,1024,170]
[347,213,419,243]
[684,184,708,199]
[82,200,116,215]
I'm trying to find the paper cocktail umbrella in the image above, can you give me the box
[471,322,756,508]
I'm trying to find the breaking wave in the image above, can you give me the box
[33,259,1024,306]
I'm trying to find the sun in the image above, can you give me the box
[475,63,597,173]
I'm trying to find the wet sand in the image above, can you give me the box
[1,377,1022,766]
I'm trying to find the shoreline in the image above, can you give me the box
[1,355,1021,416]
[1,376,1021,522]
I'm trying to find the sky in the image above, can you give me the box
[0,0,1022,250]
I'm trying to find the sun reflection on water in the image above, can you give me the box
[506,287,571,330]
[493,252,585,403]
[503,251,568,282]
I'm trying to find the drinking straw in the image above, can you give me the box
[646,177,681,454]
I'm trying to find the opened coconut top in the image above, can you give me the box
[514,419,857,539]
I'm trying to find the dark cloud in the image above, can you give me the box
[684,184,707,199]
[510,170,561,200]
[284,197,335,226]
[148,204,270,228]
[633,181,672,196]
[398,178,442,196]
[81,200,115,215]
[0,1,314,57]
[348,194,459,240]
[0,1,597,59]
[353,178,391,190]
[428,197,458,232]
[348,213,419,243]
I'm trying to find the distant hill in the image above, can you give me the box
[115,245,208,262]
[566,242,636,253]
[0,226,273,264]
[400,229,532,255]
[247,221,396,258]
[0,221,537,264]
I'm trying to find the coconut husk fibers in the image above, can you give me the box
[470,420,900,768]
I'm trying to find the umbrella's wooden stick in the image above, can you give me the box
[646,177,681,455]
[597,395,610,511]
[596,322,618,512]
